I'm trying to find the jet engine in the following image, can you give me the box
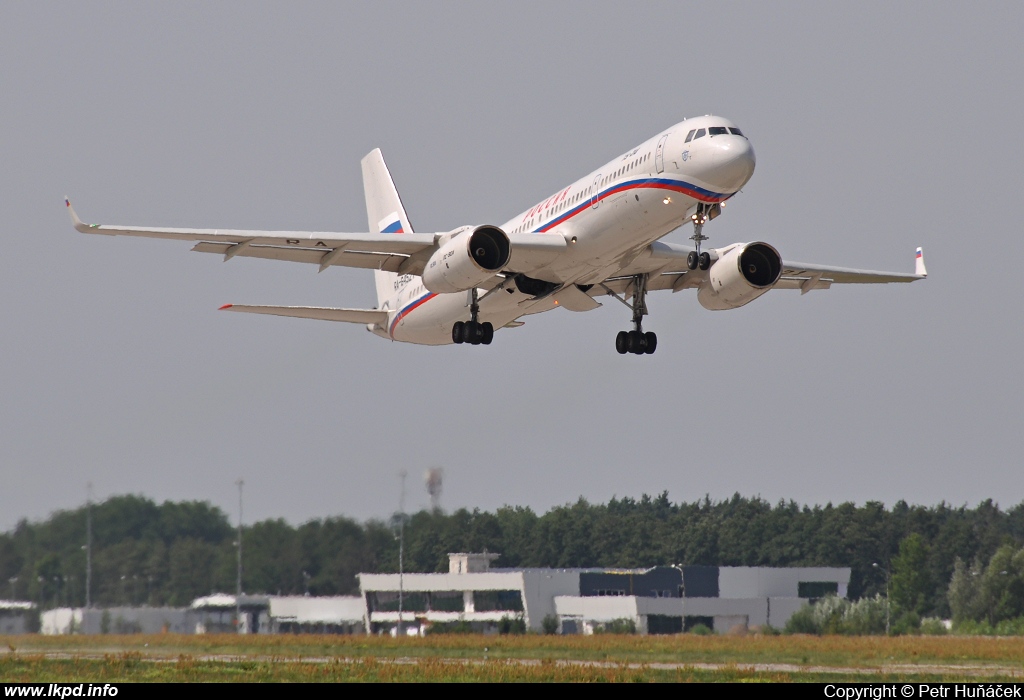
[422,225,511,294]
[697,242,782,310]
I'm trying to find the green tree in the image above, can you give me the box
[891,533,933,616]
[979,544,1024,624]
[947,557,985,623]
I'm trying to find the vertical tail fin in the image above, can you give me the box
[361,149,415,307]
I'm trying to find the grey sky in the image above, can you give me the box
[1,2,1021,530]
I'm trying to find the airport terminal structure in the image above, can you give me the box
[24,552,850,636]
[360,552,849,635]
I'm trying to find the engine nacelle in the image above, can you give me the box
[422,225,511,294]
[697,242,782,310]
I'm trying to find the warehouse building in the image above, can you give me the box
[41,606,191,635]
[39,594,365,635]
[266,596,365,634]
[555,565,848,634]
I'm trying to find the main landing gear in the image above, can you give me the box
[452,287,493,345]
[613,274,657,355]
[686,203,712,271]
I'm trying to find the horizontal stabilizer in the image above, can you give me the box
[218,304,388,325]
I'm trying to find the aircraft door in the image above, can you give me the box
[591,174,602,210]
[655,134,669,174]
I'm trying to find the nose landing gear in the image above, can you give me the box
[608,274,657,355]
[686,203,713,271]
[451,287,493,345]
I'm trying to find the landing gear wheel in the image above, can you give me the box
[465,321,481,345]
[687,251,699,270]
[644,332,657,354]
[627,330,647,354]
[615,330,629,354]
[611,274,659,356]
[480,322,494,345]
[452,322,465,344]
[698,252,711,270]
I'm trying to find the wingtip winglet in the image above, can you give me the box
[65,197,89,233]
[915,247,927,278]
[219,304,234,311]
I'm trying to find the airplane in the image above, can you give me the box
[67,115,926,355]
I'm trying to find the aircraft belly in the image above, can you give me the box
[545,193,690,281]
[389,287,526,346]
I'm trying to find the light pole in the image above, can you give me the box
[873,562,891,635]
[398,470,407,636]
[86,483,93,608]
[236,479,244,633]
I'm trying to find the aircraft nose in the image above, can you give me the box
[703,136,756,193]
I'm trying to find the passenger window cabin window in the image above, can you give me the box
[685,129,696,143]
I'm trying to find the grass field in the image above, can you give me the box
[2,634,1023,682]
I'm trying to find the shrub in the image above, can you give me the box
[784,604,820,634]
[498,616,526,635]
[687,623,712,636]
[891,611,921,636]
[957,617,1024,636]
[424,620,473,635]
[541,614,559,635]
[919,617,948,635]
[595,618,636,635]
[783,595,890,635]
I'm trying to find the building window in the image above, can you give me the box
[684,616,714,633]
[648,615,683,634]
[369,591,428,612]
[798,581,839,598]
[428,591,465,612]
[472,590,524,612]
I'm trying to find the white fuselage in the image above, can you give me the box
[373,116,756,345]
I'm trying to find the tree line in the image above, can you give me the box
[2,492,1023,620]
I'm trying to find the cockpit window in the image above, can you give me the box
[684,129,696,143]
[708,126,729,137]
[729,127,745,137]
[693,128,706,140]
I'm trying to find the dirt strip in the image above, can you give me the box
[4,649,1021,678]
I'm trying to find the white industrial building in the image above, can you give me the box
[39,594,365,635]
[0,601,37,634]
[359,553,580,634]
[359,553,850,635]
[30,554,849,636]
[267,596,365,634]
[41,606,191,635]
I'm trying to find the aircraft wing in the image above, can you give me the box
[218,304,388,325]
[67,199,437,274]
[596,241,926,296]
[68,200,568,279]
